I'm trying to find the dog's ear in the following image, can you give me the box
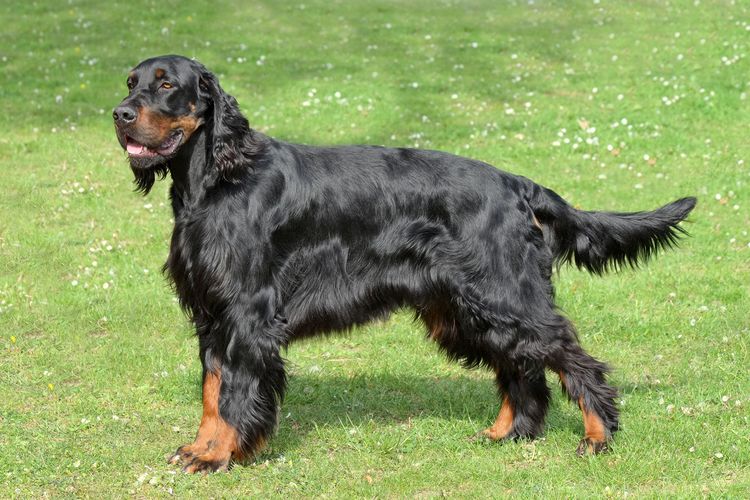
[199,70,258,180]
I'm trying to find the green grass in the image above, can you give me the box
[1,0,749,496]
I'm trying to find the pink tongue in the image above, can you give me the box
[127,142,147,155]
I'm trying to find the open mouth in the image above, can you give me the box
[125,130,183,158]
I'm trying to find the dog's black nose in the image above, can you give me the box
[113,105,138,124]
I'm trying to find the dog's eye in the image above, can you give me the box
[126,80,135,90]
[160,82,174,90]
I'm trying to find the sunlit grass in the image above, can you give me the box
[0,0,748,496]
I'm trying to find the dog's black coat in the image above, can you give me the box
[114,55,696,470]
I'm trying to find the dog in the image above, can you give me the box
[113,55,696,472]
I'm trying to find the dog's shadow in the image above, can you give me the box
[267,372,582,455]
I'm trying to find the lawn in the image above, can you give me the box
[1,0,748,497]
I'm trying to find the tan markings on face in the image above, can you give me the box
[171,115,204,141]
[189,102,196,113]
[137,107,205,145]
[155,68,166,79]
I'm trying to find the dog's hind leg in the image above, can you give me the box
[550,341,619,455]
[420,302,552,442]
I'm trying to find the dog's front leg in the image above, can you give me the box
[171,292,288,473]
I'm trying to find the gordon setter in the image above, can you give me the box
[113,55,696,473]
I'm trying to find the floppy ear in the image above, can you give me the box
[199,70,260,180]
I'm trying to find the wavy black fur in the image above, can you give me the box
[528,185,696,274]
[115,55,696,467]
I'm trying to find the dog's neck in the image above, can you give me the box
[166,124,267,213]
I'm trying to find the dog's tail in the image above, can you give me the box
[525,182,696,274]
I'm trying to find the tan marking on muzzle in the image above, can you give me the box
[137,107,204,145]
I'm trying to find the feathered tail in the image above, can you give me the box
[525,184,696,274]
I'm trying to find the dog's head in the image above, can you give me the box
[114,55,255,193]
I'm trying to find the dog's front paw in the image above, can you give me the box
[168,444,195,465]
[576,437,609,456]
[168,443,231,473]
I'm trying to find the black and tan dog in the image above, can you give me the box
[113,55,695,473]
